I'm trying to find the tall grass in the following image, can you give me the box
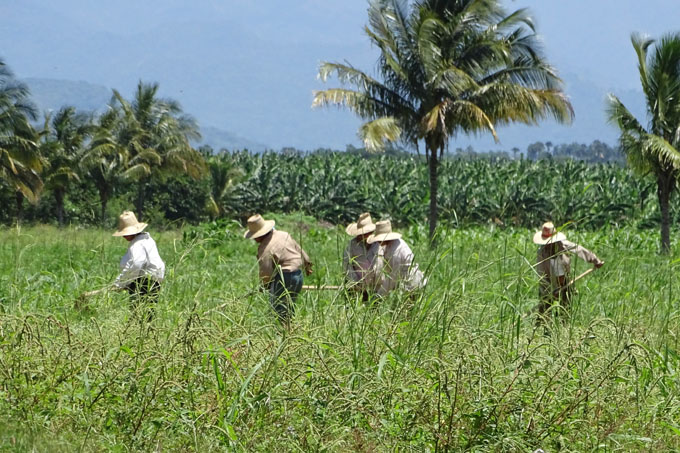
[1,217,679,451]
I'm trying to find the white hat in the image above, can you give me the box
[367,219,402,244]
[533,221,567,245]
[345,212,376,236]
[244,214,275,239]
[112,211,148,237]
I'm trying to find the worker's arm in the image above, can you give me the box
[79,284,123,300]
[562,240,604,268]
[258,255,275,287]
[300,246,313,276]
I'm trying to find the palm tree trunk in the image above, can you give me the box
[15,191,24,224]
[657,171,674,254]
[428,146,439,242]
[98,188,109,227]
[55,189,65,228]
[136,181,146,221]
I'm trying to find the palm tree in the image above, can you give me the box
[0,59,42,219]
[111,81,204,220]
[206,152,244,218]
[40,106,92,226]
[82,106,129,225]
[313,0,573,239]
[607,33,680,254]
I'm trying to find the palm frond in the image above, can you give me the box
[359,117,402,151]
[641,133,680,170]
[122,163,151,180]
[444,99,497,141]
[472,83,573,126]
[606,94,646,136]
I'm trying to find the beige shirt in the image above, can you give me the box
[372,238,426,295]
[536,239,601,293]
[257,230,311,284]
[343,238,379,286]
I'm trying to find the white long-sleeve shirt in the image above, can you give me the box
[114,233,165,288]
[372,238,426,295]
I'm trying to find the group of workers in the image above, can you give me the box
[82,211,604,326]
[242,212,426,326]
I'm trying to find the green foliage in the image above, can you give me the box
[0,60,209,228]
[0,58,42,204]
[1,224,680,451]
[219,151,665,231]
[608,32,680,253]
[4,149,678,233]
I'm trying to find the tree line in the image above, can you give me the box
[1,60,204,227]
[2,144,677,232]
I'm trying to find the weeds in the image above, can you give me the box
[0,218,679,451]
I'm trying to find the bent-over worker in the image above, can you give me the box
[367,220,426,296]
[79,211,165,319]
[244,214,312,326]
[343,212,379,300]
[533,221,604,317]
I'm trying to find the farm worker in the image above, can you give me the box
[533,221,604,316]
[79,211,165,319]
[343,212,380,300]
[367,220,426,296]
[244,214,313,327]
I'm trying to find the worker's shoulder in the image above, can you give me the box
[272,229,292,241]
[561,239,579,248]
[271,230,303,248]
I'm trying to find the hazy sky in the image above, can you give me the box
[2,0,678,150]
[516,0,677,90]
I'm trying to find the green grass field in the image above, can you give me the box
[1,215,679,451]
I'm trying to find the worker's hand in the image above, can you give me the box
[304,262,313,276]
[595,260,604,269]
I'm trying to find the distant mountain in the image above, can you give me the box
[196,126,269,153]
[24,78,112,115]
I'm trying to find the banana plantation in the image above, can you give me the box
[214,151,661,231]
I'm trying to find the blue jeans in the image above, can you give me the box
[269,269,303,322]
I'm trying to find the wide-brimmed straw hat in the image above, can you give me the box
[243,214,275,239]
[367,219,402,244]
[533,221,567,245]
[345,212,376,236]
[112,211,148,237]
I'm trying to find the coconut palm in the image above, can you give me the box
[206,152,244,218]
[313,0,573,239]
[0,59,42,217]
[82,106,130,224]
[607,33,680,254]
[111,81,204,220]
[40,106,92,226]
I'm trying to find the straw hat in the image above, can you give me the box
[243,214,275,239]
[112,211,148,237]
[532,221,567,245]
[367,220,402,244]
[345,212,376,236]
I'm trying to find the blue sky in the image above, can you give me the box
[2,0,678,151]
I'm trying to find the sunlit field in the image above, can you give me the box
[1,215,679,451]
